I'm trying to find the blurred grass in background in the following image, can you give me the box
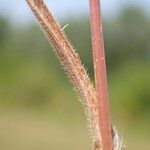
[0,6,150,150]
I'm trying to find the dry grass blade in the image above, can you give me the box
[26,0,102,149]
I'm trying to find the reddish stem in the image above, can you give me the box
[89,0,113,150]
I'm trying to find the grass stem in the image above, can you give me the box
[89,0,113,149]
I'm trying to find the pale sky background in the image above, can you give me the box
[0,0,149,23]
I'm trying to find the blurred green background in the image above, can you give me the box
[0,1,150,150]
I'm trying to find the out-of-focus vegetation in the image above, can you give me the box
[0,7,150,150]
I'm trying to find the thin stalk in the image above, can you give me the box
[89,0,113,150]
